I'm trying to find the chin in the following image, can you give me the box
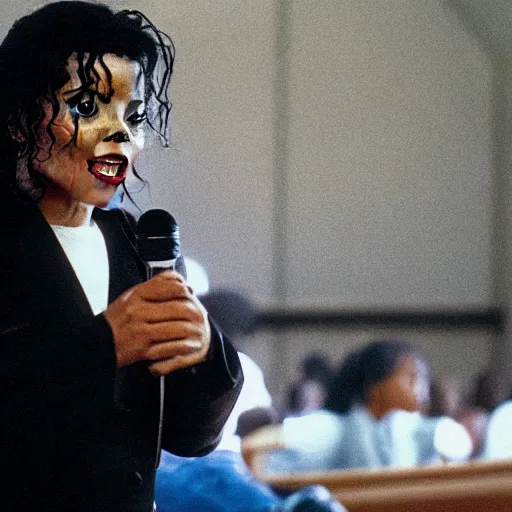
[89,185,120,208]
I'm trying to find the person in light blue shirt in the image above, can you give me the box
[244,340,471,473]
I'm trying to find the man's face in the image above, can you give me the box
[33,53,146,209]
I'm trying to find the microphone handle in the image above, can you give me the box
[147,257,184,469]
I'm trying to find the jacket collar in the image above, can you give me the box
[15,200,93,323]
[10,201,144,323]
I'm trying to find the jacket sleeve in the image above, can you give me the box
[160,317,244,456]
[0,208,120,423]
[0,294,118,493]
[0,294,118,435]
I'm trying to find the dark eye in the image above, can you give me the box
[127,111,147,126]
[69,92,97,118]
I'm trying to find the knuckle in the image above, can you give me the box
[135,323,151,344]
[124,302,139,321]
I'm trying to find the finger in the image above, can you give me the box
[135,274,191,302]
[148,351,208,376]
[146,338,203,361]
[144,320,205,345]
[140,299,205,324]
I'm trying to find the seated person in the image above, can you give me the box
[427,375,462,418]
[242,339,472,473]
[455,406,489,459]
[481,400,512,460]
[284,353,334,417]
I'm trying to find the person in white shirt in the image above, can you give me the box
[481,400,512,460]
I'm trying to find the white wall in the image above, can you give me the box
[285,0,492,310]
[132,0,277,303]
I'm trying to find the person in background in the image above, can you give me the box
[427,374,491,459]
[284,352,334,418]
[481,399,512,460]
[468,369,505,413]
[456,407,489,459]
[0,2,243,510]
[242,339,472,473]
[427,375,462,418]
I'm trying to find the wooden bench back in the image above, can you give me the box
[262,459,512,511]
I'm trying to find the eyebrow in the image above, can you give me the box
[62,87,111,105]
[62,86,84,98]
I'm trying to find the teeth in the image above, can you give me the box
[97,165,119,177]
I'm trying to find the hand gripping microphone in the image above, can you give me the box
[135,208,187,468]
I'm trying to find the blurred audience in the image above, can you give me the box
[237,406,281,440]
[456,407,489,459]
[468,369,505,413]
[427,376,462,418]
[284,352,334,418]
[200,289,257,339]
[242,339,472,473]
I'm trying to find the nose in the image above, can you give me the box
[104,130,130,143]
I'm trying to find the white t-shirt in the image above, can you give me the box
[51,220,109,315]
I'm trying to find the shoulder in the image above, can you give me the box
[489,400,512,422]
[93,206,136,226]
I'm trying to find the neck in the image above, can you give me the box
[366,399,388,421]
[38,192,93,227]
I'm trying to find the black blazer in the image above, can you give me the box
[0,198,243,511]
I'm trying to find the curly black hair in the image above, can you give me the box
[0,1,174,202]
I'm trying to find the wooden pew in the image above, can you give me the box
[259,460,512,511]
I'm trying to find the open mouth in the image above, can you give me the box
[87,155,128,186]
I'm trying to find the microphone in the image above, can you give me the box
[135,208,187,468]
[136,209,187,279]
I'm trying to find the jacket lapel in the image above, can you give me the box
[16,201,92,323]
[92,208,146,302]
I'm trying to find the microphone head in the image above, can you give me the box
[136,209,181,262]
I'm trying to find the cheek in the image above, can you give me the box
[128,134,145,166]
[35,122,75,165]
[46,108,76,144]
[132,132,145,156]
[399,382,420,410]
[76,124,99,149]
